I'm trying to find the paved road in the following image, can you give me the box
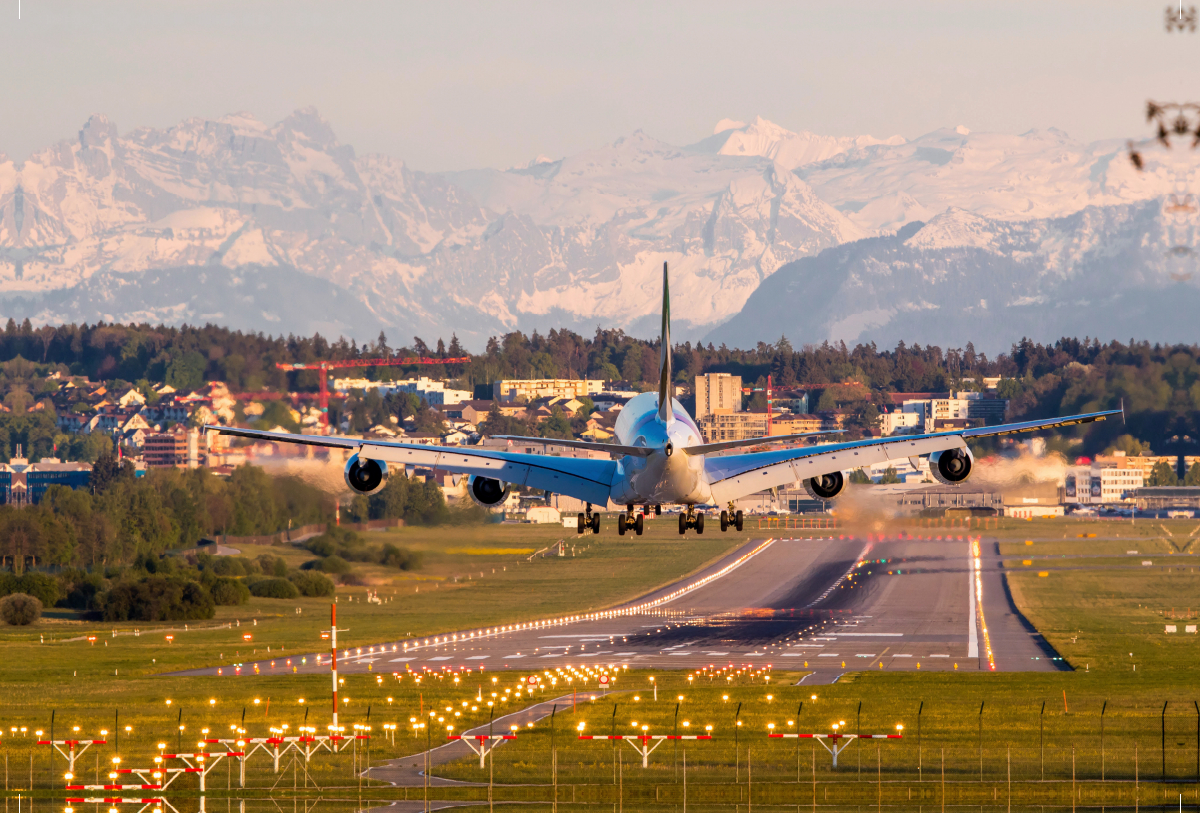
[172,533,1066,684]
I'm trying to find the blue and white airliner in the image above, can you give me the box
[206,263,1118,536]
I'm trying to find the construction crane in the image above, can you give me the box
[276,356,470,431]
[742,374,776,434]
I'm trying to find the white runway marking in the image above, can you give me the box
[967,538,980,659]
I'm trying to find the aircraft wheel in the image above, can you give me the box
[577,513,585,534]
[617,513,626,535]
[695,512,705,534]
[654,504,661,516]
[735,510,744,532]
[591,514,600,534]
[678,513,687,535]
[720,510,729,532]
[635,513,644,535]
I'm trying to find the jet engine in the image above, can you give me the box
[468,475,511,507]
[804,471,845,500]
[930,447,974,485]
[344,453,388,495]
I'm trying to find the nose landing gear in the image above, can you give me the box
[677,505,705,535]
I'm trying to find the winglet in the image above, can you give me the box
[657,261,673,427]
[1120,398,1125,425]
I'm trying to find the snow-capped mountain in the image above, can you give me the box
[0,110,1184,348]
[707,201,1200,353]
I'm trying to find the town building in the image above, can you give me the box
[143,426,205,469]
[1065,465,1145,504]
[0,449,92,505]
[493,379,604,403]
[694,373,742,419]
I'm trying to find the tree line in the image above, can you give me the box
[1,319,1199,456]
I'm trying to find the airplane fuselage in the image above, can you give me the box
[608,392,712,505]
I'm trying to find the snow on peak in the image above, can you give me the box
[714,116,906,169]
[714,118,747,134]
[955,125,971,136]
[904,207,997,251]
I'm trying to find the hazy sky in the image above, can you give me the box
[1,1,1196,171]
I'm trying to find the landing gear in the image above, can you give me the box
[721,502,743,532]
[618,509,645,536]
[654,504,662,516]
[678,505,705,534]
[578,504,600,534]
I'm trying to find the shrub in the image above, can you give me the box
[315,555,351,575]
[0,572,61,608]
[211,557,245,577]
[288,571,335,597]
[304,536,337,557]
[257,555,288,578]
[210,577,250,606]
[64,572,106,610]
[0,593,42,625]
[248,578,299,599]
[381,543,422,571]
[101,576,215,622]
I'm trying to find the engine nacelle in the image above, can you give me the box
[468,475,511,507]
[930,447,974,485]
[344,453,388,495]
[804,471,845,500]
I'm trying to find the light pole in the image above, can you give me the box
[323,604,349,730]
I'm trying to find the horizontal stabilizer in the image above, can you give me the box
[491,435,655,457]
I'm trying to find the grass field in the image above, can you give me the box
[5,516,1200,810]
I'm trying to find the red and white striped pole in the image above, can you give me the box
[331,603,338,730]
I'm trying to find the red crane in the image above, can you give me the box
[742,374,776,434]
[276,356,470,431]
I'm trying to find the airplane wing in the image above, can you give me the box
[704,409,1120,505]
[205,426,618,505]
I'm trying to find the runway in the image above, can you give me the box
[173,533,1066,683]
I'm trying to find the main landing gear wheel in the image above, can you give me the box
[735,509,744,531]
[678,513,687,535]
[654,504,662,516]
[695,512,705,534]
[618,513,627,535]
[591,513,600,534]
[720,510,729,532]
[577,513,586,534]
[634,513,644,535]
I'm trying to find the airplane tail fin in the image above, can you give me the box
[658,261,673,426]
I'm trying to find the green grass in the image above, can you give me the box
[6,516,1200,806]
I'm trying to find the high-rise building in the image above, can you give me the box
[694,373,742,420]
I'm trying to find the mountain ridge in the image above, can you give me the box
[0,109,1184,350]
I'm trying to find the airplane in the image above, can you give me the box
[205,262,1120,536]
